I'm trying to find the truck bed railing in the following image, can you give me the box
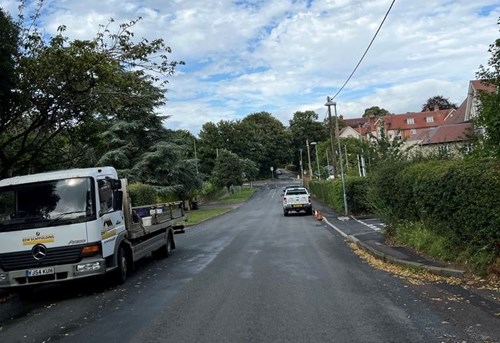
[128,201,186,239]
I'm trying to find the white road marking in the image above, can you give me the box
[322,218,348,238]
[351,217,382,232]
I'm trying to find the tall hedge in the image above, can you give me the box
[310,177,370,215]
[368,158,500,265]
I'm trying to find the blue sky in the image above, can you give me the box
[1,0,499,135]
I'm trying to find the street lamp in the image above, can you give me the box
[325,97,348,216]
[310,142,321,180]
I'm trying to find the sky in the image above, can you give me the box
[1,0,499,136]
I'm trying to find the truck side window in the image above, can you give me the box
[98,180,114,215]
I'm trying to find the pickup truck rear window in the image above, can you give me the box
[286,190,308,195]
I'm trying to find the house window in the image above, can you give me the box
[410,129,417,135]
[438,144,450,155]
[406,118,414,125]
[426,116,434,123]
[464,143,473,154]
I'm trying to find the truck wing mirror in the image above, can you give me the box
[111,179,122,190]
[113,191,123,211]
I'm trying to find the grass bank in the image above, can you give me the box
[182,186,256,226]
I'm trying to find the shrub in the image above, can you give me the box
[128,183,157,206]
[368,158,500,274]
[310,177,370,215]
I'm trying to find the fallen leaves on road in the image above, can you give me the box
[349,242,460,286]
[349,241,500,295]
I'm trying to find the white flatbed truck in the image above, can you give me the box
[0,167,185,289]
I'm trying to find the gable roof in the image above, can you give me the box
[421,123,473,145]
[375,110,450,131]
[339,126,362,138]
[343,117,368,128]
[444,99,467,124]
[470,80,496,93]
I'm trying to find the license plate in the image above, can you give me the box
[26,267,55,277]
[292,204,302,208]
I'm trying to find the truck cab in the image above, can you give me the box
[0,167,125,288]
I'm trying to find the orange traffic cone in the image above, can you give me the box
[315,210,323,221]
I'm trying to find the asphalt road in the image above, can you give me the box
[0,184,498,342]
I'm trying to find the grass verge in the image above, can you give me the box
[391,220,495,275]
[182,186,256,226]
[218,187,256,203]
[182,208,232,226]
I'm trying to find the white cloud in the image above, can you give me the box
[1,0,499,135]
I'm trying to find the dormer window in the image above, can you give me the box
[407,118,414,125]
[426,116,434,123]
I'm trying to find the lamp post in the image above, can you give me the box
[306,139,313,180]
[310,142,321,180]
[325,97,348,216]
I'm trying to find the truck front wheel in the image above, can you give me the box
[113,246,128,285]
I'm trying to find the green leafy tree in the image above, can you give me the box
[362,106,390,118]
[199,112,290,178]
[369,124,411,168]
[211,149,244,191]
[421,95,457,112]
[475,17,500,158]
[242,112,291,177]
[241,158,259,183]
[0,5,182,178]
[130,141,202,203]
[0,8,19,122]
[288,111,328,171]
[198,120,242,176]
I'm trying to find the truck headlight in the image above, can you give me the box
[76,262,103,273]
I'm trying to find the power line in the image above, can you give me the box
[330,0,396,101]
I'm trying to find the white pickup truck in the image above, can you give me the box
[282,187,312,216]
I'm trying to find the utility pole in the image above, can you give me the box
[333,101,348,216]
[345,144,349,171]
[194,139,199,174]
[306,139,313,181]
[311,142,320,180]
[325,97,337,177]
[299,148,304,185]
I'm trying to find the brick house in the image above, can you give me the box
[341,109,450,142]
[413,80,496,155]
[341,80,495,156]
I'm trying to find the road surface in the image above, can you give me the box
[0,184,498,342]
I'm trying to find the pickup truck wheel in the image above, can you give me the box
[283,209,288,217]
[113,246,128,285]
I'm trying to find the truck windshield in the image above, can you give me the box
[0,177,95,231]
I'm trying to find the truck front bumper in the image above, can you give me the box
[0,256,106,288]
